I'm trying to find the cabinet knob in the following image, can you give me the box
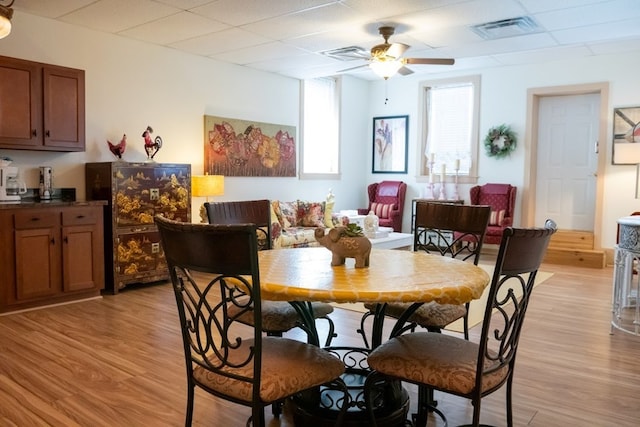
[45,130,50,137]
[32,129,37,137]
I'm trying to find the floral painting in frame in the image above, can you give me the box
[204,115,296,177]
[372,115,408,174]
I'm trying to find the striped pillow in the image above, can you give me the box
[489,209,506,226]
[371,202,395,219]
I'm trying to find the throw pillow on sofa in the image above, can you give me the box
[297,201,326,227]
[277,201,298,228]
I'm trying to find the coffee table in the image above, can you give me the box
[369,232,413,250]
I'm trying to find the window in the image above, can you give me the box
[419,75,480,183]
[300,77,340,178]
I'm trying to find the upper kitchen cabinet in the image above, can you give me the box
[0,55,85,152]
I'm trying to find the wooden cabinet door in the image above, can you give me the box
[43,65,85,151]
[15,227,62,300]
[0,56,43,148]
[61,207,104,292]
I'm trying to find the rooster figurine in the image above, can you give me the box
[142,125,163,160]
[107,134,127,159]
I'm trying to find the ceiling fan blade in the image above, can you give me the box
[397,66,414,76]
[385,42,409,59]
[405,57,455,65]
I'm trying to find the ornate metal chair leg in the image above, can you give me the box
[357,311,373,348]
[321,315,338,347]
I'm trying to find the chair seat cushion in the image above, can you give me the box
[367,332,509,395]
[194,337,345,403]
[229,300,334,332]
[365,302,466,329]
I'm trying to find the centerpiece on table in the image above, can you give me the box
[315,223,371,268]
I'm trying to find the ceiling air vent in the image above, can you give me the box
[320,46,370,61]
[471,16,541,40]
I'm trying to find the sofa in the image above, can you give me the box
[270,196,340,249]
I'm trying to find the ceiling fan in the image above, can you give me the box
[340,26,455,79]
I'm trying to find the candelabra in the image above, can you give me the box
[438,175,447,200]
[424,159,436,199]
[451,166,460,200]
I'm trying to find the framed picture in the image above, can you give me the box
[204,115,296,177]
[612,106,640,165]
[372,115,408,173]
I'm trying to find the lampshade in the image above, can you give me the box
[192,174,224,197]
[369,60,403,79]
[0,1,14,40]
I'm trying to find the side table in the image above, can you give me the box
[612,216,640,335]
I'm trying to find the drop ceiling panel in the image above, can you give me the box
[533,0,640,31]
[170,27,272,56]
[241,2,364,41]
[193,0,339,26]
[119,12,229,45]
[59,0,179,33]
[211,42,309,65]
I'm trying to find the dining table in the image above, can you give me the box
[258,247,490,427]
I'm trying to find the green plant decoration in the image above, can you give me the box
[484,124,517,158]
[344,223,364,237]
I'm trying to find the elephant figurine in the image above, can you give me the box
[315,227,372,268]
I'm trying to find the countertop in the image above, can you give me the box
[0,200,107,210]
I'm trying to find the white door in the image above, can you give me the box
[535,93,599,231]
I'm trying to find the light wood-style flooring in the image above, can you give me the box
[1,259,639,426]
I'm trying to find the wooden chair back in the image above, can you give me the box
[205,199,272,250]
[414,202,491,264]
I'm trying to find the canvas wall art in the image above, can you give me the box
[204,115,296,177]
[612,106,640,165]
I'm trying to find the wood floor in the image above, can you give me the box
[1,259,639,426]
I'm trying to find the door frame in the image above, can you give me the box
[522,82,609,249]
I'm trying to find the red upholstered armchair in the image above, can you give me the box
[469,183,517,245]
[358,181,407,232]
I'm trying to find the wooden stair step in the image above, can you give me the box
[549,230,594,250]
[543,247,605,269]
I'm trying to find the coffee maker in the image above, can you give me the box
[0,165,24,202]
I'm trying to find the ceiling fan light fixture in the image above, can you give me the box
[0,0,14,39]
[370,59,402,79]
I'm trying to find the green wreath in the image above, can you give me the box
[484,124,517,158]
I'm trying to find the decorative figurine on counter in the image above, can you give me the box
[107,134,127,159]
[142,125,163,160]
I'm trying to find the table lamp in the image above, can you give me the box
[192,174,224,223]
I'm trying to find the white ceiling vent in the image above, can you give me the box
[471,16,541,40]
[320,46,370,61]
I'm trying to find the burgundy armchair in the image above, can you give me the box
[469,183,517,245]
[358,181,407,232]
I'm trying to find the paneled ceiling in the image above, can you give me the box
[10,0,640,80]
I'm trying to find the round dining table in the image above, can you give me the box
[257,247,490,427]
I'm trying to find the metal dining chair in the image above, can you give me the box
[205,199,337,347]
[155,216,348,427]
[364,221,557,427]
[357,202,491,347]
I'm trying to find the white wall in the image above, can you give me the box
[366,52,640,247]
[0,13,370,217]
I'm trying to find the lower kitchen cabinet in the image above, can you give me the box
[0,203,105,313]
